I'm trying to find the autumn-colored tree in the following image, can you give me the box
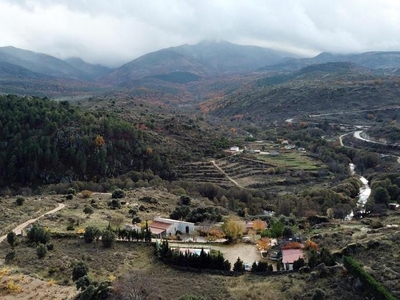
[281,242,302,249]
[221,219,243,243]
[94,135,105,147]
[230,127,237,134]
[252,219,266,232]
[208,228,225,241]
[305,238,318,251]
[257,237,271,251]
[145,147,153,156]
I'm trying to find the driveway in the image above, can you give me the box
[0,203,65,243]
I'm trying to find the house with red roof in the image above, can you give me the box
[282,248,304,271]
[150,217,195,238]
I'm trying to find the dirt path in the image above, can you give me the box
[210,160,243,188]
[0,203,65,243]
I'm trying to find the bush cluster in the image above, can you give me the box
[343,256,396,300]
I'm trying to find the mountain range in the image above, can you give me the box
[1,41,400,106]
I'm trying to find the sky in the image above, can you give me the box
[1,0,400,67]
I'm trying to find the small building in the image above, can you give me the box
[282,249,304,271]
[388,203,400,210]
[150,217,195,238]
[125,224,142,231]
[230,146,240,152]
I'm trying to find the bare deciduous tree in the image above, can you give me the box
[112,271,159,300]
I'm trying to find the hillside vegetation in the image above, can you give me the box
[0,95,176,187]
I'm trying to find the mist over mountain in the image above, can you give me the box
[64,57,113,80]
[0,41,400,103]
[0,46,91,80]
[98,40,298,86]
[262,51,400,72]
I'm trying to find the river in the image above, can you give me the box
[345,163,371,220]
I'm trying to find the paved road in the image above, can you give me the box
[0,203,65,243]
[210,160,243,188]
[339,132,352,146]
[345,130,400,165]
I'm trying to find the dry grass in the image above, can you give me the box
[0,196,58,236]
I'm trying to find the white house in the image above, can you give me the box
[230,146,240,152]
[150,217,195,238]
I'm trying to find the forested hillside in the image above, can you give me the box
[0,95,174,187]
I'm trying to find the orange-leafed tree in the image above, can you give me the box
[300,121,308,128]
[252,219,266,232]
[281,242,302,249]
[94,135,105,147]
[305,238,318,251]
[257,237,271,251]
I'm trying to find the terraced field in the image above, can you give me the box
[175,152,328,190]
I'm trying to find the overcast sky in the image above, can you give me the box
[1,0,400,67]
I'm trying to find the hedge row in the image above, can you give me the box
[343,256,396,300]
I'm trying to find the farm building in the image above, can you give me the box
[150,217,195,238]
[282,249,304,271]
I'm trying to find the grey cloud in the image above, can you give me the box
[1,0,400,66]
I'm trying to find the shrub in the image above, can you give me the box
[293,258,305,270]
[312,288,326,300]
[84,226,100,243]
[101,230,116,248]
[170,206,190,220]
[132,216,141,224]
[36,244,47,259]
[76,275,91,291]
[108,199,121,209]
[5,251,16,263]
[46,243,54,251]
[251,261,270,272]
[83,206,94,216]
[67,188,76,195]
[72,261,89,281]
[112,188,125,199]
[66,223,75,231]
[233,257,245,272]
[15,197,25,206]
[179,195,191,205]
[66,194,74,200]
[27,223,50,244]
[7,232,16,247]
[81,190,93,199]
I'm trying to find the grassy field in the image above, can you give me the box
[258,151,325,171]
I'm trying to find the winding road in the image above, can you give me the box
[0,203,65,243]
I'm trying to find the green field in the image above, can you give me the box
[258,151,325,171]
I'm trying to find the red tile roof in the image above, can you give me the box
[150,221,172,234]
[282,249,304,264]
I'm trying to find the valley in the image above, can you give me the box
[1,41,400,300]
